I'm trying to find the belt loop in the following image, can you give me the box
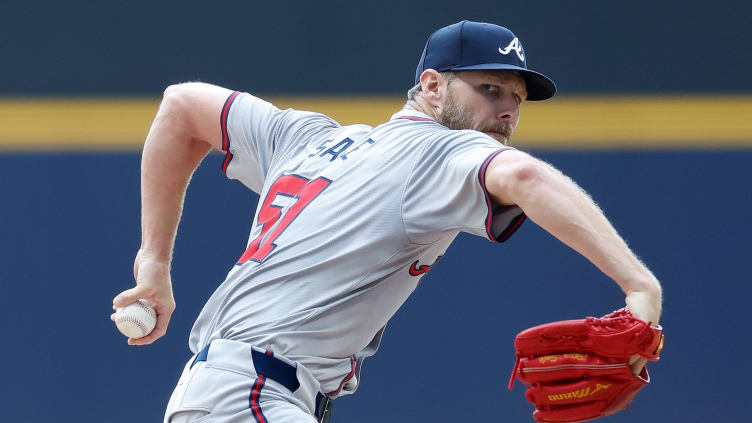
[251,348,301,392]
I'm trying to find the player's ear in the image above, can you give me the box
[419,69,443,109]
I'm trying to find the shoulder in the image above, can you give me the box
[421,128,502,161]
[274,107,341,138]
[280,107,340,127]
[229,93,340,129]
[381,113,498,150]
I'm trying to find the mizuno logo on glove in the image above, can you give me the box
[548,383,612,402]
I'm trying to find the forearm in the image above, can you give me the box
[488,153,662,320]
[140,93,212,262]
[113,83,230,345]
[525,166,657,290]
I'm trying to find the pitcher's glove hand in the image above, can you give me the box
[508,309,664,423]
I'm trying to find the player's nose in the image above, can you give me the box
[495,97,519,123]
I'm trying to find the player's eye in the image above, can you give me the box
[483,84,500,94]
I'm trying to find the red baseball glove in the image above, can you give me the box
[508,309,664,423]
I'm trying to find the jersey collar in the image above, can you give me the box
[390,109,438,123]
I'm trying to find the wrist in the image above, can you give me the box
[623,278,662,299]
[618,268,661,294]
[137,246,172,267]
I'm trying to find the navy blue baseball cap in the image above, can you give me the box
[415,21,556,101]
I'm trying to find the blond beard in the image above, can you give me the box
[436,90,514,145]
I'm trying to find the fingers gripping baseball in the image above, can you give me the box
[112,253,176,345]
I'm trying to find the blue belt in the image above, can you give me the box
[191,343,332,423]
[191,343,300,392]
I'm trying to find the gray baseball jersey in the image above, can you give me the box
[189,91,526,397]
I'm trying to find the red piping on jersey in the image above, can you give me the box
[478,148,527,242]
[397,116,436,122]
[220,91,241,174]
[498,213,526,242]
[250,375,269,423]
[326,357,356,397]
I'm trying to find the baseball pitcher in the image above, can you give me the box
[112,21,663,423]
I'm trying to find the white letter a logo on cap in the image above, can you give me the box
[499,37,524,61]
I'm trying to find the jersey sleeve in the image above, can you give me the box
[402,132,526,244]
[219,91,339,193]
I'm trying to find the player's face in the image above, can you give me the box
[437,70,527,145]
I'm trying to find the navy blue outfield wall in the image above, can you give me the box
[1,151,750,422]
[2,0,751,95]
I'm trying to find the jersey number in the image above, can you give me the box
[238,175,331,264]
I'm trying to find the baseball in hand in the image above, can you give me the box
[115,299,157,339]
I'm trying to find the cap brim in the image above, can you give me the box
[449,63,556,101]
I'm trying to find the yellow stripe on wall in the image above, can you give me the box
[1,96,750,150]
[0,98,159,151]
[516,96,752,149]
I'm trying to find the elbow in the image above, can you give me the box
[160,84,190,119]
[494,155,549,205]
[163,83,193,102]
[511,158,546,186]
[155,84,195,136]
[510,160,548,202]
